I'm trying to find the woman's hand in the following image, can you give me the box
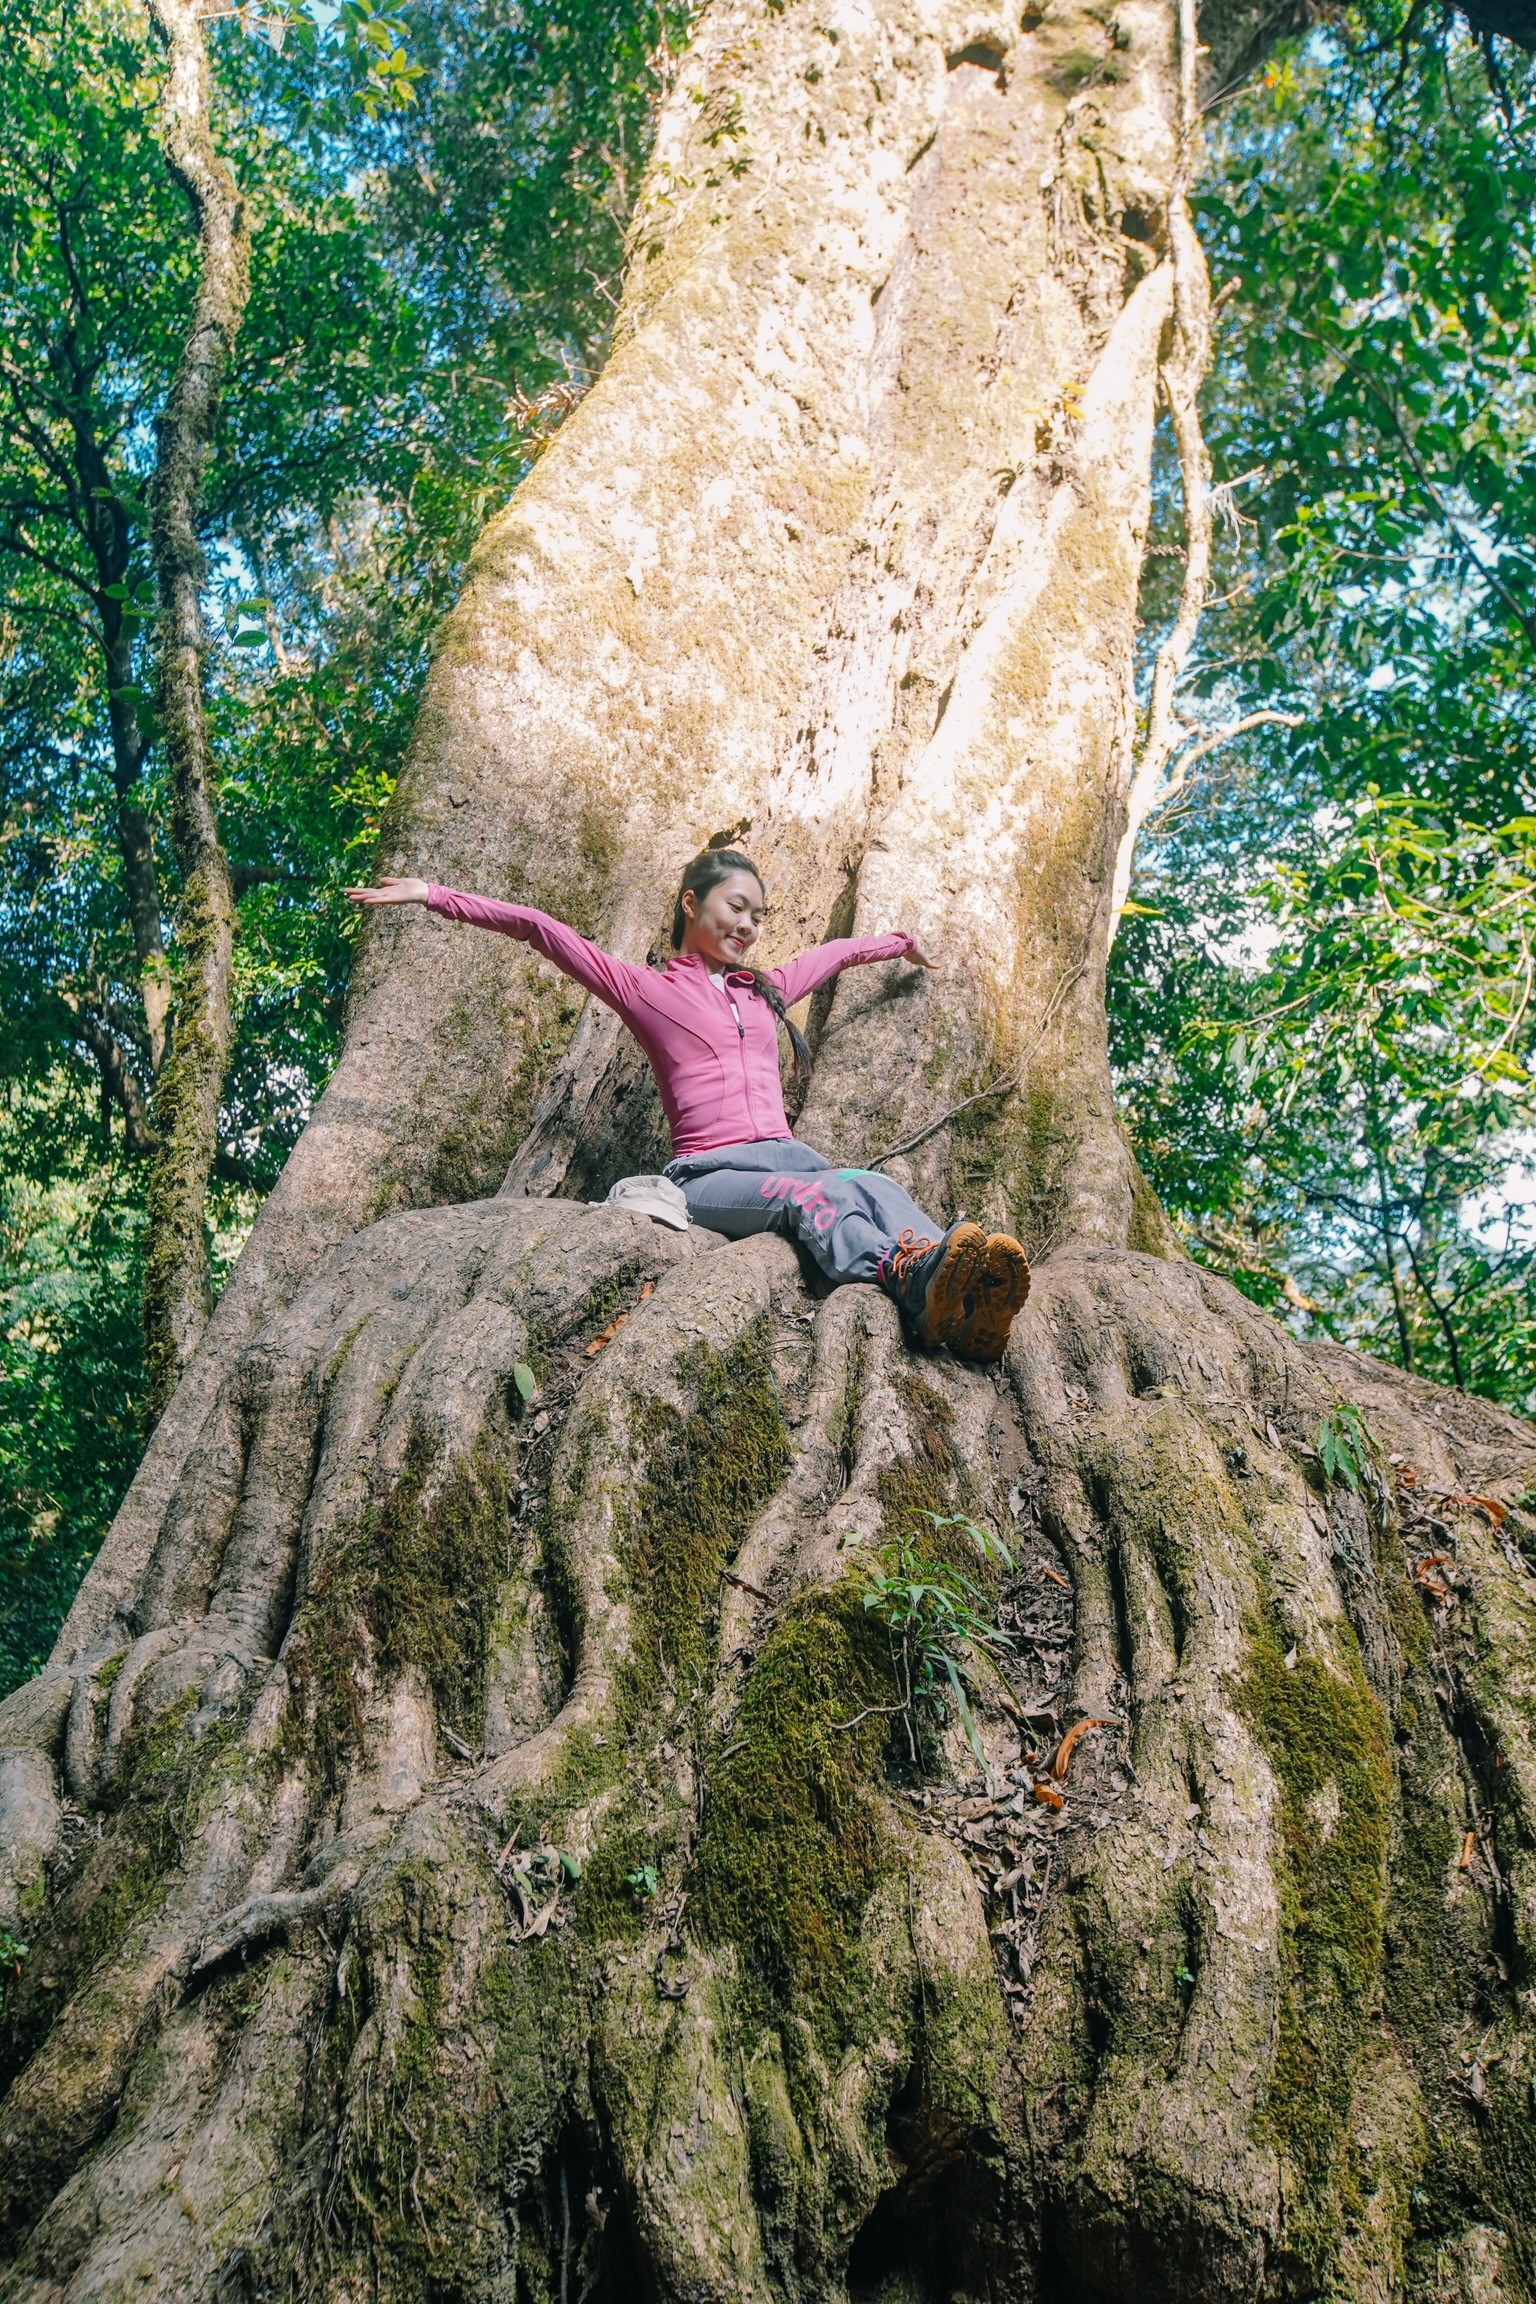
[904,939,937,970]
[346,876,432,908]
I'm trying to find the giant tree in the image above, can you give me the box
[4,2,1536,2299]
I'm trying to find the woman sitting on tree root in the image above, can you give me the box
[348,848,1031,1359]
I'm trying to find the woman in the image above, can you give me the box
[347,849,1030,1359]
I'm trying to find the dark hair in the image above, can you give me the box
[671,847,813,1086]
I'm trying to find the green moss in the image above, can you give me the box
[1380,1584,1459,2059]
[538,1410,603,1683]
[692,1581,900,2021]
[574,1817,674,1945]
[285,1425,508,1787]
[0,1690,245,2083]
[627,1319,790,1685]
[575,796,621,886]
[487,1327,793,1947]
[618,1331,974,2017]
[1379,1546,1536,2293]
[957,1078,1076,1264]
[141,858,234,1415]
[420,1003,524,1204]
[1127,1155,1175,1257]
[302,1849,588,2303]
[874,1368,962,1539]
[1237,1602,1392,2284]
[1477,2063,1536,2296]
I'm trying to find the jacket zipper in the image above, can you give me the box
[722,977,754,1131]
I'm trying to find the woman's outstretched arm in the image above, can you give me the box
[346,878,643,1013]
[768,929,935,1011]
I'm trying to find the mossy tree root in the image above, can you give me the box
[3,1223,1536,2303]
[1010,1250,1536,2304]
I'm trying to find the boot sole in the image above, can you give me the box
[955,1235,1032,1361]
[919,1223,989,1348]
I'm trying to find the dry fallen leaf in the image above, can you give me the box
[1427,1489,1506,1527]
[1032,1780,1066,1812]
[1052,1717,1111,1782]
[1459,1829,1477,1872]
[584,1284,655,1358]
[1038,1563,1072,1591]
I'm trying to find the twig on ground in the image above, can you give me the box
[720,1568,774,1603]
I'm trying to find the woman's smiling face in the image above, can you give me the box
[679,868,766,969]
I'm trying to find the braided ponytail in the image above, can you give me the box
[671,847,813,1088]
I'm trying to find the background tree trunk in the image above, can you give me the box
[84,430,171,1085]
[140,0,247,1416]
[3,4,1534,2300]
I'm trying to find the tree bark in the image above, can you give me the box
[3,5,1534,2300]
[139,0,249,1417]
[59,994,157,1156]
[77,420,172,1081]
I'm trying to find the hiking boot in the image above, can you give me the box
[954,1233,1032,1362]
[879,1223,988,1349]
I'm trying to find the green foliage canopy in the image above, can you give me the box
[1113,16,1536,1406]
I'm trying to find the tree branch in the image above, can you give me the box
[1396,1219,1466,1390]
[1109,0,1214,944]
[230,861,308,896]
[0,523,95,598]
[57,997,158,1156]
[865,953,1090,1167]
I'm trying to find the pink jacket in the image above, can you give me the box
[425,885,917,1156]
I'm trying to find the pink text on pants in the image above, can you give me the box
[759,1172,839,1232]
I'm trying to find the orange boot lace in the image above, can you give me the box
[885,1228,937,1285]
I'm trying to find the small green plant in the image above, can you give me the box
[0,1928,28,2018]
[625,1864,659,1901]
[854,1512,1015,1765]
[1318,1403,1377,1496]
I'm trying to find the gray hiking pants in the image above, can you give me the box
[664,1138,943,1288]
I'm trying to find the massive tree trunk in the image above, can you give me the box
[4,5,1535,2300]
